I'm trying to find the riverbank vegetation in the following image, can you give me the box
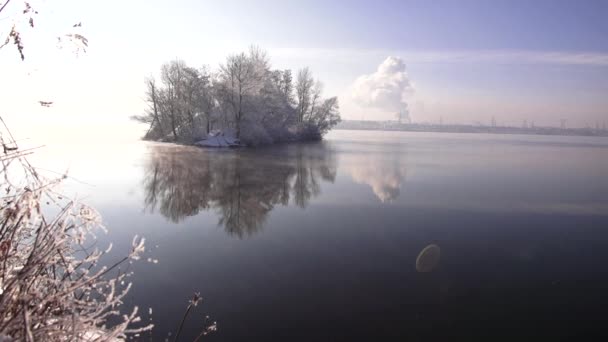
[0,123,152,340]
[132,47,341,146]
[0,2,151,339]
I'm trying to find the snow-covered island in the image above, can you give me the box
[132,47,341,147]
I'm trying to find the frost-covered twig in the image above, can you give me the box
[0,120,152,340]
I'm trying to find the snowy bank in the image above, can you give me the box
[194,130,241,148]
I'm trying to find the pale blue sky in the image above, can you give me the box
[1,0,607,141]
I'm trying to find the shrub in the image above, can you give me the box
[0,127,151,341]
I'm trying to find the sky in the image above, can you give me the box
[1,0,607,143]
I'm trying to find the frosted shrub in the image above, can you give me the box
[239,119,274,146]
[0,129,151,340]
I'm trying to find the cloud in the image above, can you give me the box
[351,56,413,118]
[399,50,608,66]
[272,47,608,66]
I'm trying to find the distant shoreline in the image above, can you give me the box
[336,120,608,138]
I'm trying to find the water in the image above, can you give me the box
[35,130,608,340]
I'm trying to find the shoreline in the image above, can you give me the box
[335,123,608,138]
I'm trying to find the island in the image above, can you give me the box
[132,46,341,146]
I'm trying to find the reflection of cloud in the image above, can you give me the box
[347,153,408,203]
[142,143,336,238]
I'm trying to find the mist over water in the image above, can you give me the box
[36,130,608,340]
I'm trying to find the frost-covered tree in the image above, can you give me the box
[133,61,215,142]
[307,96,341,138]
[195,66,215,135]
[131,77,166,139]
[271,70,295,105]
[295,70,340,140]
[257,71,298,141]
[295,67,314,123]
[217,47,269,139]
[160,60,186,140]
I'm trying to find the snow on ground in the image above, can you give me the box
[194,130,241,148]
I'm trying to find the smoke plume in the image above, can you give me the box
[351,56,413,120]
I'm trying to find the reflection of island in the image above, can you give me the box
[142,143,336,238]
[347,152,408,202]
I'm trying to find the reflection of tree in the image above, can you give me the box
[143,147,214,222]
[142,143,336,238]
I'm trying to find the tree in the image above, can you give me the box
[217,47,269,139]
[131,76,166,139]
[302,96,341,139]
[160,60,187,140]
[272,69,294,104]
[133,61,217,142]
[195,66,215,135]
[295,67,314,123]
[307,80,323,122]
[316,97,341,133]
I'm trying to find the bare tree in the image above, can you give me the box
[160,60,187,140]
[307,80,323,122]
[275,70,294,104]
[131,77,167,139]
[196,66,215,135]
[220,48,267,138]
[146,77,163,134]
[295,67,314,123]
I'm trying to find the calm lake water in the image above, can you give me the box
[35,130,608,340]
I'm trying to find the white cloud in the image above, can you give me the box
[351,56,413,119]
